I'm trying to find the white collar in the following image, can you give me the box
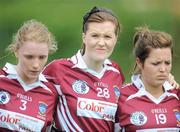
[70,50,119,78]
[70,50,112,69]
[2,63,52,92]
[131,74,174,91]
[3,63,47,82]
[126,74,179,104]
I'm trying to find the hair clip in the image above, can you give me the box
[83,7,101,26]
[83,6,115,31]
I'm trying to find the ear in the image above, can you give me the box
[82,33,86,44]
[14,51,18,58]
[136,57,143,70]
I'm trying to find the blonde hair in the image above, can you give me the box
[7,19,57,54]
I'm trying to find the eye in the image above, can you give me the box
[91,34,99,38]
[24,55,33,59]
[152,62,160,66]
[104,35,112,39]
[39,55,47,60]
[165,61,171,65]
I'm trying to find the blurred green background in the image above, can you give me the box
[0,0,180,83]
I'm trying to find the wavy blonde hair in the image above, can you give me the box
[7,19,57,54]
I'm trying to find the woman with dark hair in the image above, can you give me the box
[43,6,124,132]
[117,27,180,132]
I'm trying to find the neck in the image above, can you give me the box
[141,77,164,99]
[82,55,104,73]
[16,66,37,85]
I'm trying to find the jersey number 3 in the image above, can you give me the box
[19,99,27,111]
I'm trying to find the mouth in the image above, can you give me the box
[29,71,40,75]
[96,48,106,53]
[157,75,168,80]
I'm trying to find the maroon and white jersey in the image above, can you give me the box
[117,74,180,132]
[43,51,124,132]
[0,63,58,132]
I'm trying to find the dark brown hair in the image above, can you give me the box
[81,6,120,55]
[133,26,173,74]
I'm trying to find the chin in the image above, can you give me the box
[95,58,106,63]
[97,56,108,61]
[28,75,38,81]
[156,81,165,86]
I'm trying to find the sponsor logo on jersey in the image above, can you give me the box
[77,97,117,121]
[173,109,180,126]
[151,108,167,114]
[17,93,32,102]
[0,112,20,124]
[136,128,180,132]
[72,80,89,94]
[130,111,147,126]
[94,82,109,88]
[38,102,48,116]
[0,109,44,131]
[114,86,120,103]
[113,86,120,97]
[0,90,10,104]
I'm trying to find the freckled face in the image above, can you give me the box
[82,21,117,63]
[15,41,49,84]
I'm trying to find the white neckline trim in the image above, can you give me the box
[70,50,119,79]
[126,74,179,104]
[2,63,52,92]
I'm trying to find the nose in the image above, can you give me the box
[32,58,40,69]
[98,38,106,46]
[159,64,166,72]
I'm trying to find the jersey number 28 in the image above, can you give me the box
[97,88,110,98]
